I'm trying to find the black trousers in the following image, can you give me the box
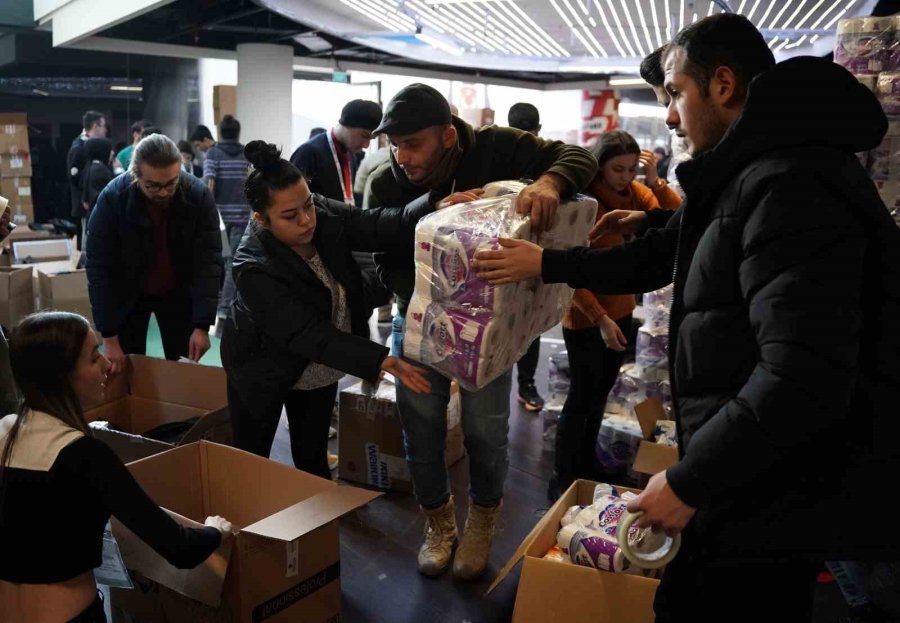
[554,318,631,488]
[68,593,105,623]
[117,291,193,361]
[516,337,541,387]
[655,531,818,622]
[228,379,337,480]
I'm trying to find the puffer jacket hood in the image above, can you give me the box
[215,140,245,158]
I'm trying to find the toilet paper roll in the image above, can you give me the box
[868,120,900,182]
[835,16,895,75]
[877,71,900,116]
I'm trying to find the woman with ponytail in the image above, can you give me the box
[222,141,470,477]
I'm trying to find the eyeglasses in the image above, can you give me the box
[141,177,180,194]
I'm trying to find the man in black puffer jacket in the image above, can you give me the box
[87,134,222,372]
[476,13,900,622]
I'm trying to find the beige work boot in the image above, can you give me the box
[452,500,502,580]
[417,495,458,577]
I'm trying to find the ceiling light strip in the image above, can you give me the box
[779,0,809,28]
[378,0,417,27]
[809,0,845,29]
[768,35,779,46]
[365,0,417,29]
[487,0,558,57]
[436,2,510,54]
[810,34,820,42]
[745,0,762,21]
[341,0,402,32]
[774,37,791,52]
[618,0,647,56]
[635,0,657,54]
[823,0,857,30]
[766,1,791,29]
[411,0,513,54]
[560,0,604,56]
[737,0,748,13]
[506,0,572,57]
[650,0,664,47]
[429,8,483,47]
[679,0,685,31]
[795,0,827,29]
[756,1,778,29]
[665,0,673,40]
[606,0,638,57]
[784,34,808,48]
[707,1,715,16]
[551,0,598,57]
[590,0,628,57]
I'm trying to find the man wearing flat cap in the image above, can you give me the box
[367,83,598,581]
[290,99,382,206]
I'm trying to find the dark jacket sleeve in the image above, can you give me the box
[85,186,122,337]
[493,128,599,194]
[666,172,867,508]
[59,438,221,569]
[318,194,434,253]
[541,209,681,294]
[190,186,224,329]
[67,141,86,189]
[236,267,387,381]
[84,165,114,211]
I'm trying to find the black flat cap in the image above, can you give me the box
[339,100,383,132]
[372,83,452,137]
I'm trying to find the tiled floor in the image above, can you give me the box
[135,315,877,623]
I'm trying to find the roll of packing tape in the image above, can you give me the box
[617,511,681,570]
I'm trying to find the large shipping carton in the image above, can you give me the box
[0,153,32,178]
[213,86,237,125]
[85,355,232,463]
[0,113,29,154]
[338,380,465,492]
[631,398,679,479]
[9,236,92,324]
[0,266,33,329]
[488,479,659,623]
[110,441,382,623]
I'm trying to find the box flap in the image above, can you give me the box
[11,237,72,264]
[634,398,667,441]
[179,408,231,446]
[241,485,382,542]
[511,557,613,623]
[128,355,226,409]
[112,510,233,607]
[92,426,174,464]
[633,440,679,476]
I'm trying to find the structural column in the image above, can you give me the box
[236,44,293,150]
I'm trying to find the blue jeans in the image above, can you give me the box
[218,222,245,318]
[392,314,512,509]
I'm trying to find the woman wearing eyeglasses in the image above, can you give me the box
[85,134,223,373]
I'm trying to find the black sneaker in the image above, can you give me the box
[517,383,545,412]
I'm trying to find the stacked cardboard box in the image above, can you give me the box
[8,235,91,324]
[0,113,33,224]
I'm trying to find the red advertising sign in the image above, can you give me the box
[581,90,619,145]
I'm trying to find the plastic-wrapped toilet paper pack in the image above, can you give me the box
[595,413,644,473]
[635,325,670,382]
[406,185,598,391]
[835,17,896,75]
[654,420,678,448]
[877,72,900,116]
[868,121,900,182]
[554,483,663,577]
[545,350,570,414]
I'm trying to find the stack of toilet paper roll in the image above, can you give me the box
[404,181,598,391]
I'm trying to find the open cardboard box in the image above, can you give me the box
[338,379,465,492]
[631,398,680,479]
[111,441,382,623]
[488,479,659,623]
[0,265,33,329]
[85,355,231,463]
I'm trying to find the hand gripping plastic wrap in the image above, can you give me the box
[404,181,598,391]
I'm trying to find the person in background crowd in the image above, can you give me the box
[68,111,107,249]
[190,124,216,169]
[80,138,115,228]
[506,102,546,412]
[654,146,671,181]
[0,207,16,415]
[0,311,231,623]
[309,127,326,139]
[474,13,900,621]
[290,100,391,323]
[203,115,251,328]
[177,140,203,177]
[367,83,598,580]
[222,141,445,478]
[357,133,395,323]
[549,130,680,501]
[116,120,151,171]
[140,126,162,140]
[86,134,222,371]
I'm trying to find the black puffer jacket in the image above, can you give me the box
[543,57,900,561]
[221,194,433,400]
[86,173,223,337]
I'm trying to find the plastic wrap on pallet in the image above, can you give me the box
[868,120,900,182]
[404,184,597,391]
[545,350,570,413]
[835,16,896,76]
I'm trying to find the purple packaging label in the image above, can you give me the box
[422,305,491,386]
[569,531,620,571]
[430,227,498,309]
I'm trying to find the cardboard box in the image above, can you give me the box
[489,479,659,623]
[338,380,465,492]
[110,441,382,622]
[85,355,232,463]
[213,86,236,126]
[0,152,32,178]
[0,113,29,154]
[0,266,33,329]
[632,398,679,478]
[33,255,92,324]
[1,176,31,203]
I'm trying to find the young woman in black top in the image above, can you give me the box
[222,141,478,477]
[0,311,232,623]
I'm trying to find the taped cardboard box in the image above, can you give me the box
[1,176,30,201]
[110,441,381,623]
[85,355,232,463]
[214,86,236,125]
[632,398,679,480]
[488,479,659,623]
[0,266,33,329]
[0,113,29,154]
[338,379,465,492]
[0,152,32,178]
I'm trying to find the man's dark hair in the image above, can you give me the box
[309,127,326,139]
[82,111,105,132]
[177,140,195,157]
[220,115,241,141]
[640,46,666,88]
[668,13,775,100]
[508,103,540,133]
[140,126,162,139]
[190,124,215,142]
[131,119,151,135]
